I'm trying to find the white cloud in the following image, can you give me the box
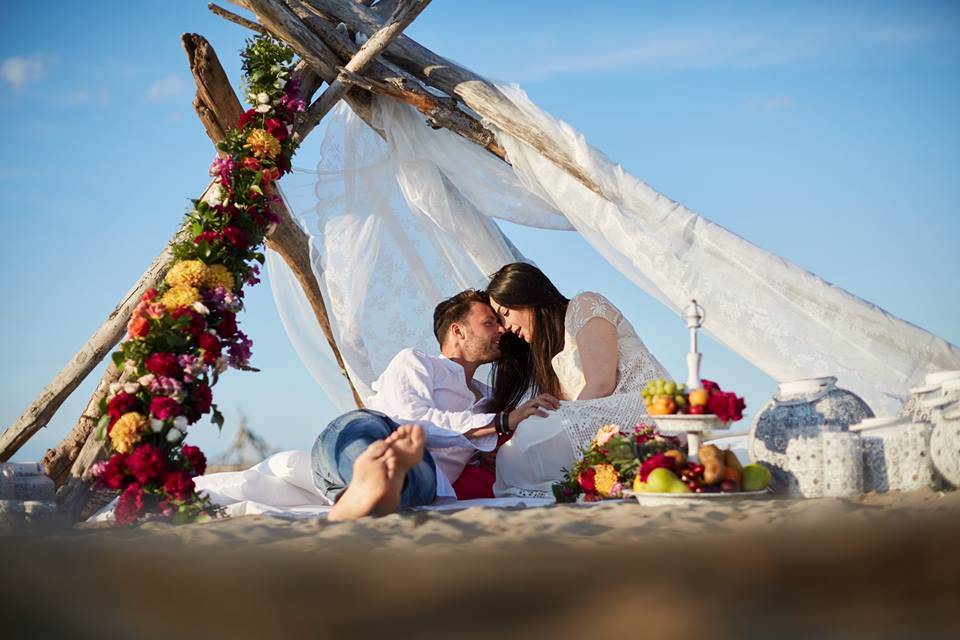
[146,74,187,103]
[63,88,112,107]
[1,54,53,90]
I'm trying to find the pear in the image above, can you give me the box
[645,468,681,493]
[741,464,772,492]
[723,448,743,472]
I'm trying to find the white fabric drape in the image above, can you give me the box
[273,90,960,415]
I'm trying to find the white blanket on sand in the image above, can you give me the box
[89,450,552,522]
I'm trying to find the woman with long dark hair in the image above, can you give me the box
[486,262,669,497]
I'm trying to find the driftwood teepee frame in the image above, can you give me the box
[0,0,616,520]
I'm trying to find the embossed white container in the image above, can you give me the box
[821,432,863,497]
[930,400,960,488]
[849,417,908,492]
[784,437,823,497]
[750,376,873,492]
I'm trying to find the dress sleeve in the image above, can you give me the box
[567,291,622,337]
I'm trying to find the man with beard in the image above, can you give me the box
[312,290,559,521]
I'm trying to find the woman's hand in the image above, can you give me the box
[507,393,560,430]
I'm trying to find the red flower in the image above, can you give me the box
[125,443,168,484]
[141,288,158,303]
[150,396,182,421]
[237,108,259,129]
[276,154,291,175]
[221,226,248,250]
[578,467,597,493]
[198,332,222,364]
[127,314,150,339]
[708,391,745,423]
[194,230,220,246]
[242,156,261,171]
[107,392,140,428]
[193,383,212,413]
[701,379,721,394]
[217,311,237,339]
[100,453,129,490]
[145,352,181,378]
[172,307,205,339]
[115,483,145,526]
[261,166,281,183]
[163,469,195,501]
[639,453,675,482]
[180,444,207,477]
[264,117,288,141]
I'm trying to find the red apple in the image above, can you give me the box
[689,404,706,415]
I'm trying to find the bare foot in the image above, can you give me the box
[376,425,426,514]
[328,440,391,522]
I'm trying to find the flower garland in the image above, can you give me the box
[91,37,306,526]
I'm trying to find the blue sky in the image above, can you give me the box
[2,1,959,463]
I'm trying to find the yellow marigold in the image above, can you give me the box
[110,412,148,454]
[165,260,208,288]
[245,128,281,160]
[202,264,235,290]
[593,463,619,498]
[160,284,200,310]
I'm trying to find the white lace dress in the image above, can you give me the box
[493,292,669,497]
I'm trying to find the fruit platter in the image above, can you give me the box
[642,377,747,456]
[552,424,772,504]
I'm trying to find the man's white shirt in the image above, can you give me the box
[365,348,498,499]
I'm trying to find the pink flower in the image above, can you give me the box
[245,265,261,287]
[209,155,235,188]
[150,396,182,420]
[228,331,252,368]
[125,443,168,484]
[176,355,204,383]
[148,375,183,398]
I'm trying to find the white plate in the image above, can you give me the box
[651,414,732,433]
[632,488,771,507]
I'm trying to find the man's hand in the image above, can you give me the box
[507,393,561,430]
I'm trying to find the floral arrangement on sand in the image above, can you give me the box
[552,424,684,502]
[90,37,305,526]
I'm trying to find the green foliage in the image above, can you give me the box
[240,36,295,106]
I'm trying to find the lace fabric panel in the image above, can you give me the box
[566,291,622,337]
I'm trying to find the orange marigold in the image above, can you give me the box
[165,260,207,288]
[593,463,619,498]
[160,284,200,310]
[202,264,235,291]
[245,128,281,160]
[110,412,148,454]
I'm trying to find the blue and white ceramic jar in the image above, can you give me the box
[749,376,874,492]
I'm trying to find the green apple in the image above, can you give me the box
[741,464,772,491]
[669,479,693,494]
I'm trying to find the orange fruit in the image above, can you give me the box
[689,389,710,406]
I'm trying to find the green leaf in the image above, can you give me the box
[111,351,126,368]
[94,414,110,442]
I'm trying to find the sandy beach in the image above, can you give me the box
[4,488,959,639]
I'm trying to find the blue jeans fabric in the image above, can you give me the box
[311,409,438,509]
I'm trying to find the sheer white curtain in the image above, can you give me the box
[272,90,960,415]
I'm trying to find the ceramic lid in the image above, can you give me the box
[776,376,837,398]
[909,383,940,395]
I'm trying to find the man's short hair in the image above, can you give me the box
[433,290,489,345]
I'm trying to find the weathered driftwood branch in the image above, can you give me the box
[305,0,432,134]
[335,66,506,160]
[208,3,272,36]
[184,32,245,143]
[303,0,604,197]
[41,365,117,487]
